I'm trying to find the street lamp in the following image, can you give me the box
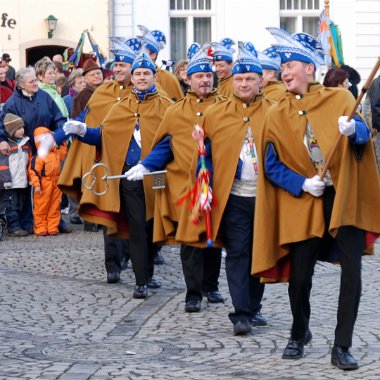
[45,15,58,39]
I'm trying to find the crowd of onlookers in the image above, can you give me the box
[0,53,103,240]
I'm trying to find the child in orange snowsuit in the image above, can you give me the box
[29,127,67,236]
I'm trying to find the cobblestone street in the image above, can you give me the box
[0,221,379,380]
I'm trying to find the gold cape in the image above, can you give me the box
[176,92,274,246]
[252,83,380,282]
[262,81,287,102]
[217,75,234,98]
[59,81,133,200]
[152,89,226,244]
[156,67,184,101]
[78,91,173,235]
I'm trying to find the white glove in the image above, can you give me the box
[124,164,149,181]
[338,115,355,136]
[36,132,55,158]
[199,188,212,211]
[302,175,325,197]
[63,120,87,137]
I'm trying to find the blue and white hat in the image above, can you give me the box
[131,49,157,73]
[110,37,140,64]
[186,43,213,76]
[212,38,235,62]
[266,27,324,68]
[232,41,263,75]
[257,47,281,71]
[137,25,166,54]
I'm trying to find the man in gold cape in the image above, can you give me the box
[59,44,136,284]
[125,43,226,312]
[61,51,172,299]
[137,25,183,102]
[258,48,286,102]
[177,41,275,336]
[212,39,235,98]
[252,28,380,369]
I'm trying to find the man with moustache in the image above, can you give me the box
[125,43,225,312]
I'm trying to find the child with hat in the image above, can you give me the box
[29,127,67,236]
[0,113,32,237]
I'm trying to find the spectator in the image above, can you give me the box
[1,54,16,81]
[0,113,32,237]
[35,58,69,118]
[102,68,114,83]
[0,83,13,109]
[173,60,190,95]
[52,54,63,64]
[62,69,85,117]
[29,127,67,236]
[323,68,351,89]
[54,61,65,81]
[0,66,15,91]
[71,59,103,118]
[56,76,68,96]
[341,64,361,99]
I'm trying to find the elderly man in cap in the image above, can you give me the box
[61,49,172,298]
[212,38,235,98]
[182,41,274,335]
[252,28,380,370]
[1,53,16,81]
[257,47,286,102]
[125,43,225,312]
[59,39,149,283]
[138,25,183,102]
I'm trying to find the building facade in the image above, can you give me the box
[1,0,379,82]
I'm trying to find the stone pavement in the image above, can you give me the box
[0,222,379,380]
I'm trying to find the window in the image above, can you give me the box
[170,0,213,62]
[279,0,321,37]
[170,0,212,10]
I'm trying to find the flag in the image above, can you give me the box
[87,31,107,68]
[68,31,85,68]
[318,10,344,68]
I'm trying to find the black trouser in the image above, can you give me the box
[221,194,265,324]
[103,229,129,273]
[180,245,222,302]
[119,176,148,286]
[146,219,156,279]
[289,186,364,347]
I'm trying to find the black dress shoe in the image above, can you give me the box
[282,329,312,359]
[206,290,224,303]
[185,299,201,312]
[250,312,268,326]
[233,320,252,336]
[154,250,165,265]
[70,216,83,225]
[133,285,148,299]
[59,224,72,233]
[147,277,161,289]
[331,345,358,370]
[84,222,98,232]
[107,271,120,284]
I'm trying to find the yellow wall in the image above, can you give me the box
[0,0,110,70]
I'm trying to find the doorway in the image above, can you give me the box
[26,45,67,67]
